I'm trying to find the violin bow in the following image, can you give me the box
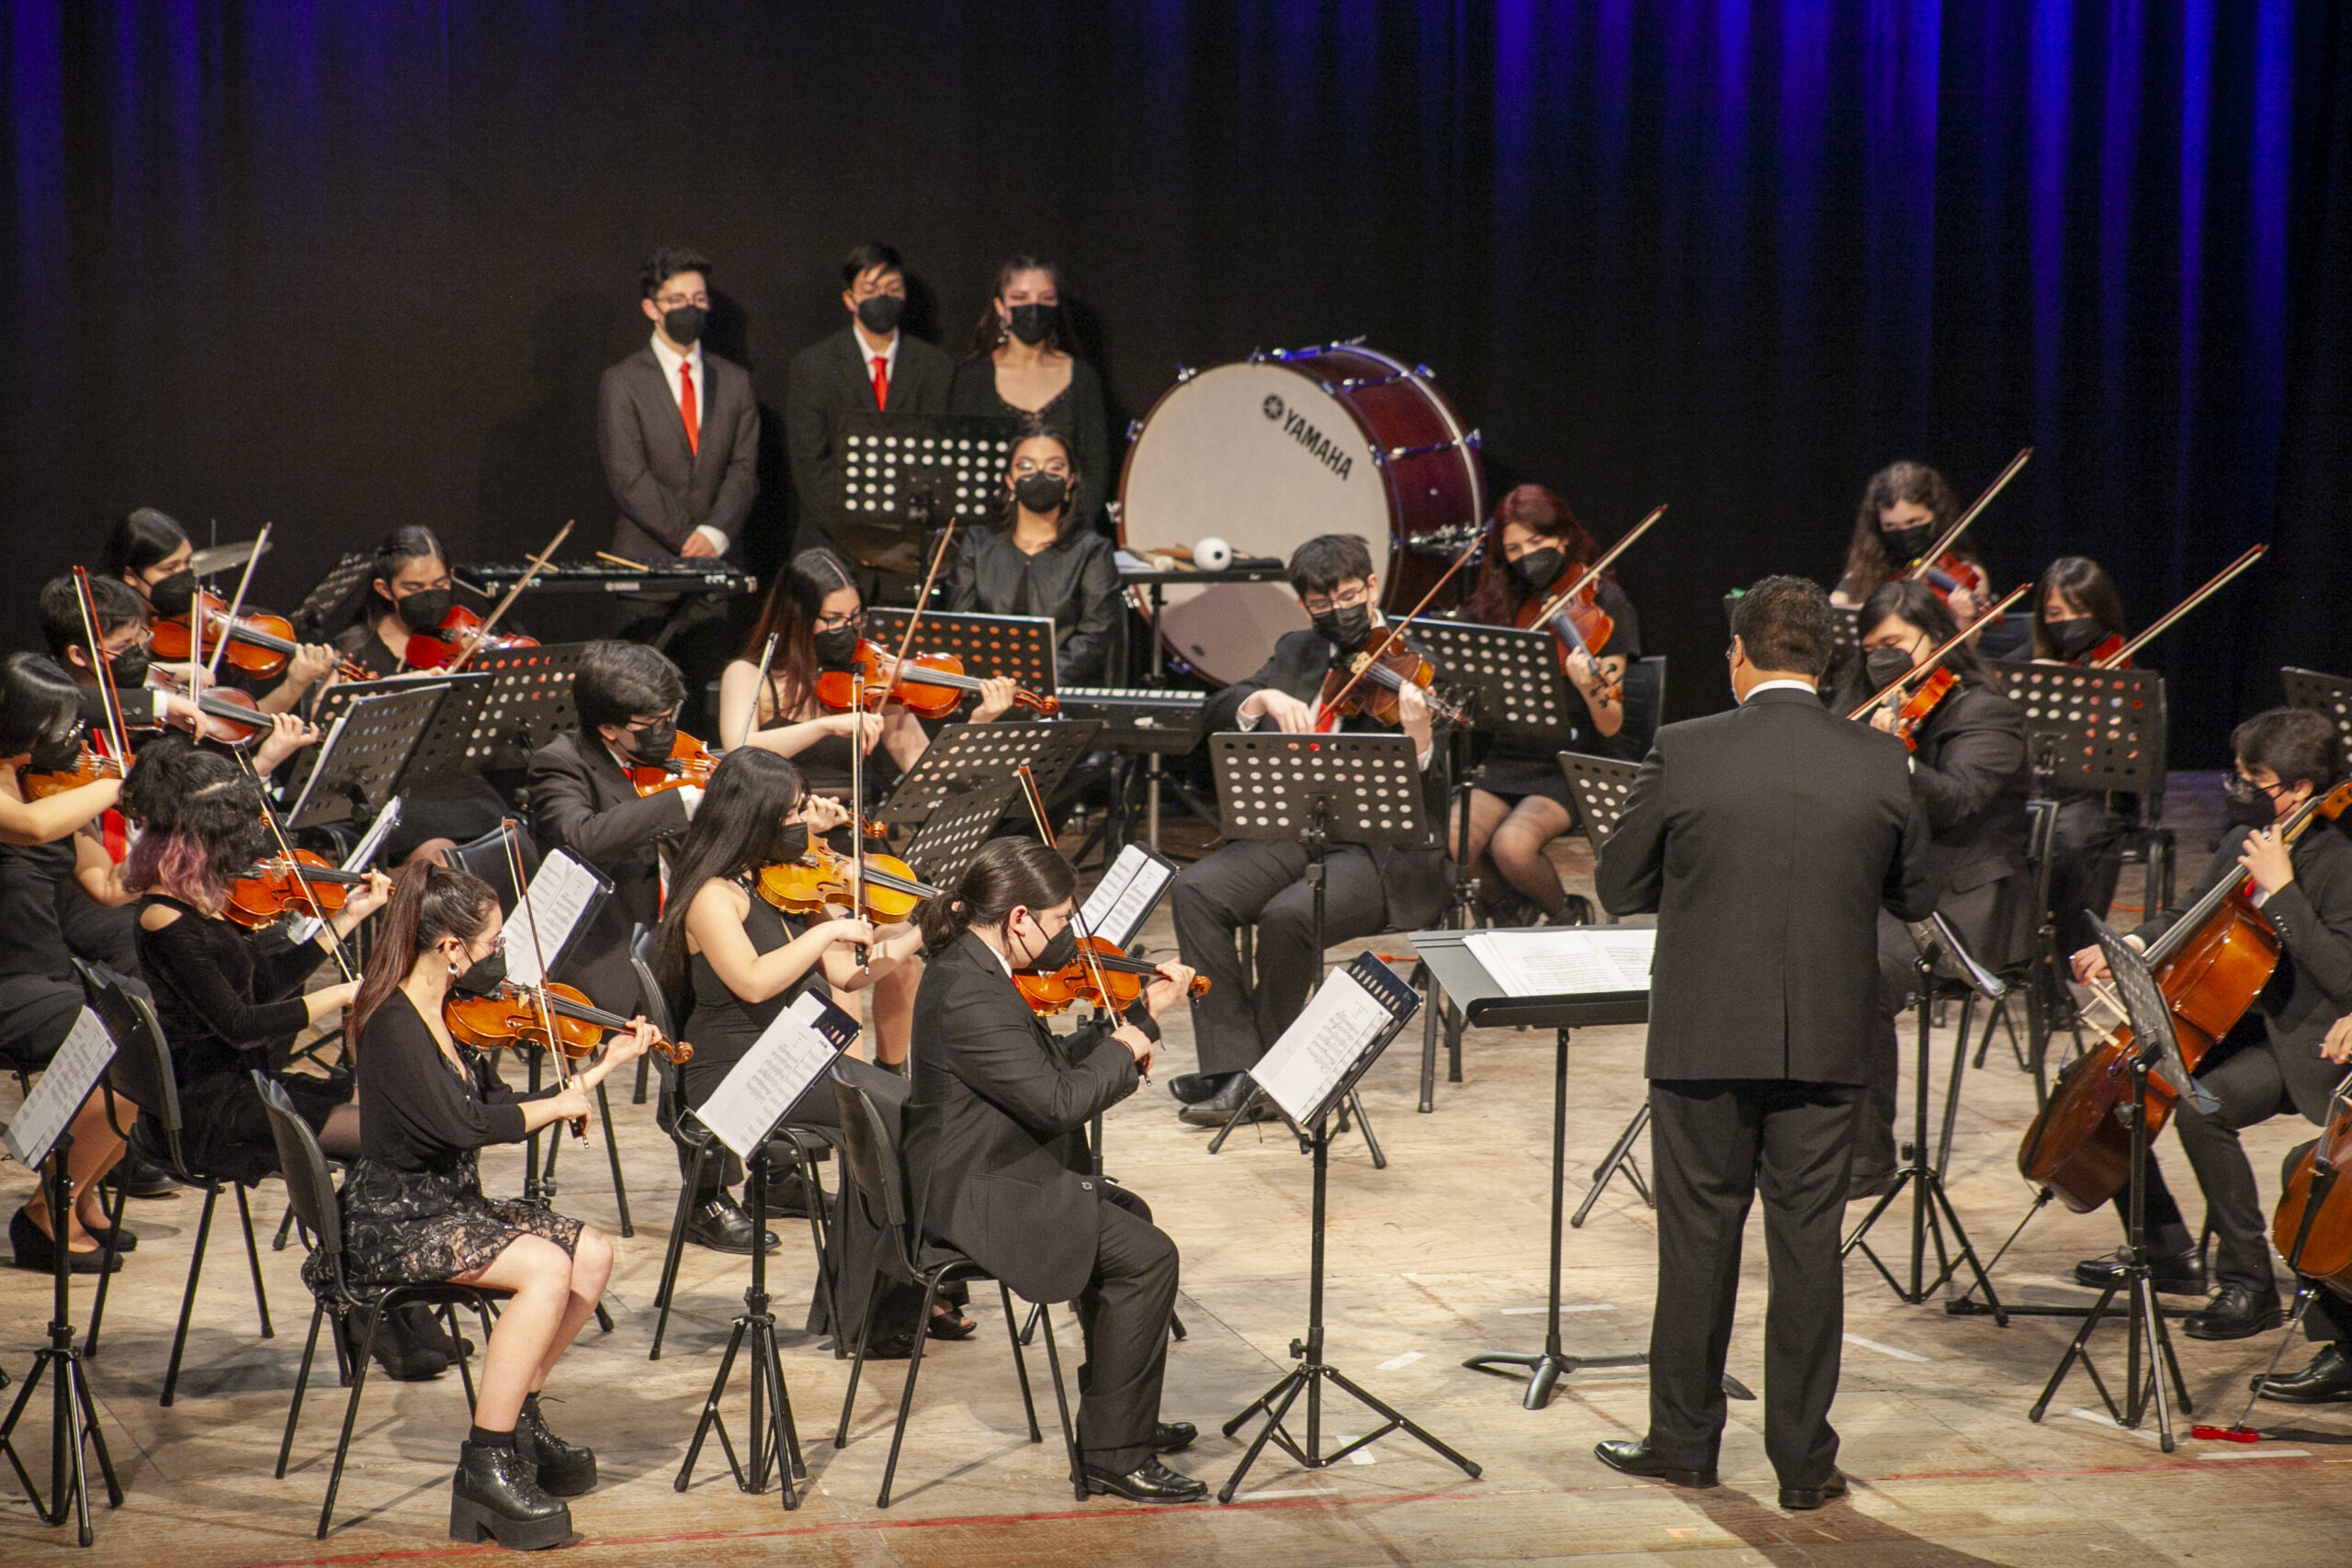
[2096,544,2268,669]
[243,763,359,982]
[448,520,571,673]
[1013,764,1125,1021]
[1845,582,2031,721]
[1523,503,1668,638]
[202,521,274,689]
[872,519,962,710]
[1901,448,2030,581]
[502,818,585,1139]
[1314,531,1483,724]
[850,665,868,975]
[71,567,131,765]
[738,633,780,750]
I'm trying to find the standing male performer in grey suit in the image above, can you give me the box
[1593,575,1935,1511]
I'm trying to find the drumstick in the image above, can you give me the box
[596,549,652,571]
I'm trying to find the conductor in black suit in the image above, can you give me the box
[1594,576,1935,1511]
[905,837,1208,1503]
[785,243,955,542]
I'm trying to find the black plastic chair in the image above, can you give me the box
[829,1066,1081,1508]
[255,1073,509,1540]
[74,960,275,1403]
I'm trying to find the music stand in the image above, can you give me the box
[1217,953,1480,1501]
[861,607,1060,697]
[875,721,1100,828]
[899,778,1023,889]
[1395,618,1574,740]
[461,643,593,771]
[2028,917,2197,1450]
[1555,751,1657,1217]
[831,411,1021,574]
[2283,667,2352,754]
[283,684,446,830]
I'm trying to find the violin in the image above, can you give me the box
[1514,580,1623,703]
[2019,776,2352,1212]
[404,605,538,671]
[1314,634,1465,731]
[814,638,1059,719]
[443,977,691,1065]
[223,851,372,931]
[1896,447,2031,613]
[149,592,368,683]
[1014,935,1210,1017]
[629,731,723,797]
[139,674,268,745]
[1848,583,2031,750]
[755,844,939,923]
[20,744,129,801]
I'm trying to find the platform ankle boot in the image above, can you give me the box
[449,1438,571,1551]
[515,1394,598,1495]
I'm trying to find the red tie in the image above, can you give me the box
[678,359,699,456]
[871,355,889,411]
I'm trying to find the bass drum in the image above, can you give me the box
[1117,342,1485,685]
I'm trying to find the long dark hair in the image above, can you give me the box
[737,547,859,727]
[1460,485,1603,626]
[99,507,190,582]
[119,738,269,912]
[963,254,1078,361]
[371,525,447,592]
[2031,556,2128,660]
[0,651,85,760]
[654,749,808,998]
[349,862,501,1043]
[1859,579,1992,688]
[917,836,1075,954]
[1840,462,1973,601]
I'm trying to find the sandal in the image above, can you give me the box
[926,1302,978,1341]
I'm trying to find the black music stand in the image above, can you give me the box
[1217,954,1480,1501]
[831,411,1020,575]
[2283,667,2352,753]
[875,721,1100,829]
[862,607,1059,697]
[2028,918,2197,1450]
[1555,752,1656,1219]
[381,673,501,791]
[1395,618,1574,742]
[461,643,593,771]
[899,778,1023,889]
[1842,913,2008,1317]
[283,684,446,830]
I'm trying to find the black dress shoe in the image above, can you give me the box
[368,1306,451,1382]
[9,1208,121,1274]
[448,1440,571,1550]
[1168,1072,1234,1106]
[752,1168,811,1219]
[2255,1344,2352,1404]
[925,1303,978,1341]
[2183,1282,2282,1341]
[684,1193,778,1255]
[2073,1247,2207,1296]
[1592,1438,1717,1489]
[115,1156,181,1201]
[1178,1074,1274,1128]
[1154,1420,1197,1453]
[1780,1469,1848,1510]
[1084,1457,1210,1502]
[515,1400,597,1495]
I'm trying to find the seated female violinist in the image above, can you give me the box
[1,652,145,1275]
[98,506,342,716]
[1842,580,2033,1197]
[1453,484,1640,925]
[332,862,650,1549]
[2259,1010,2352,1404]
[2007,555,2133,957]
[944,430,1122,685]
[1831,461,1988,626]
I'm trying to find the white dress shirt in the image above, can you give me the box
[1741,678,1819,701]
[648,332,729,558]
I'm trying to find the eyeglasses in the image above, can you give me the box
[625,705,681,731]
[1010,457,1071,478]
[654,291,709,310]
[1298,583,1372,615]
[812,608,865,632]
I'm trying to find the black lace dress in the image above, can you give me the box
[324,988,580,1289]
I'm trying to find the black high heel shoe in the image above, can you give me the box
[449,1441,571,1551]
[10,1207,121,1274]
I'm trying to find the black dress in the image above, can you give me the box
[944,525,1122,686]
[0,840,95,1069]
[947,356,1113,537]
[328,988,580,1289]
[1476,581,1643,807]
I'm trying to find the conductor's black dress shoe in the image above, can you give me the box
[1083,1457,1209,1502]
[1780,1469,1848,1510]
[1154,1420,1197,1453]
[2182,1282,2282,1341]
[1592,1438,1716,1489]
[2254,1344,2352,1404]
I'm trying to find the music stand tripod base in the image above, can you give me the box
[675,1140,808,1507]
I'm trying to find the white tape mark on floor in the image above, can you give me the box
[2067,1408,2163,1442]
[1501,1303,1617,1315]
[1843,1334,1929,1363]
[1376,1351,1425,1371]
[2197,1448,2308,1460]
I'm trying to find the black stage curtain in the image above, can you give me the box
[2,4,2345,758]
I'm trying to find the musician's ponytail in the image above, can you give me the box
[918,837,1075,955]
[349,861,499,1044]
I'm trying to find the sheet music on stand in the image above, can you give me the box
[861,607,1059,695]
[1557,752,1642,853]
[3,1010,115,1169]
[693,992,863,1161]
[1461,927,1655,998]
[901,779,1021,889]
[287,798,403,946]
[1080,842,1180,949]
[284,683,446,829]
[1250,953,1420,1127]
[503,850,612,987]
[1396,616,1574,739]
[876,720,1101,826]
[2090,916,2213,1112]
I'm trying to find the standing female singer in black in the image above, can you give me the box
[334,863,650,1550]
[1453,484,1641,924]
[907,836,1206,1502]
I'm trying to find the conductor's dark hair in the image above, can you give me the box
[842,243,904,289]
[2232,707,2344,794]
[99,507,190,581]
[2031,556,2128,660]
[1859,578,1992,687]
[0,651,85,760]
[1731,576,1834,679]
[573,641,687,731]
[372,525,447,586]
[918,836,1076,954]
[1286,535,1376,600]
[640,245,712,299]
[655,749,809,999]
[38,575,148,664]
[350,862,502,1044]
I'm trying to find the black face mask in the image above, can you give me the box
[393,587,454,634]
[1021,916,1079,973]
[1311,603,1374,649]
[1863,646,1917,691]
[769,821,810,866]
[626,717,678,765]
[812,626,862,668]
[107,646,151,688]
[1012,471,1069,515]
[2223,773,2282,829]
[147,569,197,618]
[1880,524,1935,566]
[27,728,84,774]
[452,946,508,998]
[855,294,904,334]
[1512,548,1566,592]
[1005,302,1058,346]
[662,304,707,346]
[2046,618,2107,661]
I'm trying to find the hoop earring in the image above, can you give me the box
[447,957,460,976]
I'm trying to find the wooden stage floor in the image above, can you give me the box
[5,771,2346,1565]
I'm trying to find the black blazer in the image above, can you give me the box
[525,729,689,1014]
[1905,682,2032,905]
[944,525,1122,685]
[2134,822,2352,1123]
[784,327,955,536]
[596,344,761,563]
[1597,687,1938,1084]
[1204,626,1454,932]
[948,356,1113,535]
[904,930,1141,1303]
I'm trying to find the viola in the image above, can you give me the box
[1013,935,1210,1017]
[1513,580,1623,703]
[443,977,691,1065]
[223,851,372,931]
[404,605,538,670]
[628,731,723,797]
[2019,777,2352,1213]
[149,592,368,683]
[814,638,1059,720]
[756,844,938,924]
[1313,633,1465,732]
[20,745,128,801]
[139,675,268,745]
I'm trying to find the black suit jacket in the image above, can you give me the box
[2134,821,2352,1123]
[1204,626,1455,932]
[784,327,955,536]
[904,931,1141,1303]
[525,729,689,1014]
[596,344,760,563]
[1597,687,1937,1083]
[1906,682,2032,913]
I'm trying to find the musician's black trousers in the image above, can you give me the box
[1170,839,1388,1077]
[2147,1035,2302,1292]
[1646,1078,1860,1487]
[1072,1184,1181,1474]
[2046,794,2126,958]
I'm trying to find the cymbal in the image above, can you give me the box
[189,536,273,577]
